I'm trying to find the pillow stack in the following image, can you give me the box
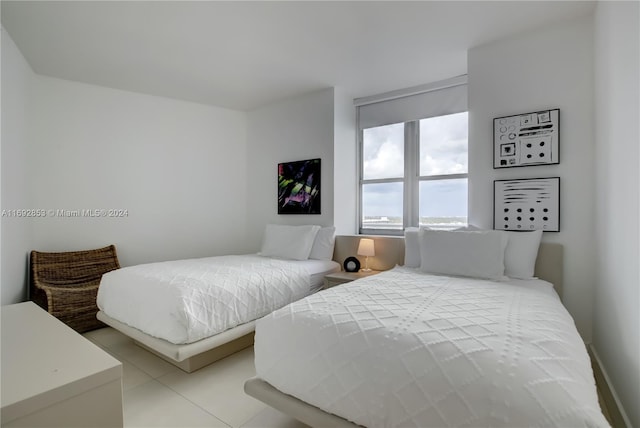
[260,224,336,261]
[404,226,543,280]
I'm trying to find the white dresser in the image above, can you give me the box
[1,302,123,427]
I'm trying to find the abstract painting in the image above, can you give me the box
[494,109,560,168]
[278,158,321,214]
[494,177,560,232]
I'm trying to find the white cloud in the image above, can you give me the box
[362,122,404,179]
[420,136,468,175]
[420,112,468,176]
[363,140,404,179]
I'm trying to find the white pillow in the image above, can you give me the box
[504,230,543,279]
[404,227,421,268]
[309,226,336,260]
[452,226,542,279]
[419,229,508,281]
[260,224,320,260]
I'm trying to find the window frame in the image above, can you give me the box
[358,116,469,235]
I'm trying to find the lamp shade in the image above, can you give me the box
[357,238,375,257]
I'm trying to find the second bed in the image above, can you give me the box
[98,254,339,372]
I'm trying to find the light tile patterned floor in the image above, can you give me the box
[85,327,614,428]
[83,327,308,428]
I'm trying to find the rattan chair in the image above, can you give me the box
[30,245,120,333]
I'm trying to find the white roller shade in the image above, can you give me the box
[357,76,467,130]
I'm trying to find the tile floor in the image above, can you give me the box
[84,327,614,428]
[83,327,308,428]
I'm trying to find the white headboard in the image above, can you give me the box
[333,235,563,298]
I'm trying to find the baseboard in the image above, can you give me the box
[588,344,631,428]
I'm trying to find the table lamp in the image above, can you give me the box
[357,238,375,272]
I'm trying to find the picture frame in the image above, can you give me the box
[494,177,560,232]
[277,158,321,214]
[493,109,560,168]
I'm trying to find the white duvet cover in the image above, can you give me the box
[255,266,609,428]
[97,255,327,344]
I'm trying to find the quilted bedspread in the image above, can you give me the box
[254,267,609,427]
[97,255,310,344]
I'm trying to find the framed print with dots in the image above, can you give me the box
[494,177,560,232]
[493,109,559,168]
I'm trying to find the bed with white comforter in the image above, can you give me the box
[254,266,609,427]
[98,254,336,344]
[98,224,340,372]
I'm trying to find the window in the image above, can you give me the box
[361,123,405,231]
[357,77,468,234]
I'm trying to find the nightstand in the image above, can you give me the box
[323,270,381,289]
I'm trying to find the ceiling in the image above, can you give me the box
[1,1,595,111]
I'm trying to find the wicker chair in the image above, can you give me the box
[30,245,120,333]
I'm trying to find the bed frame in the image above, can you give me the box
[244,239,564,427]
[97,311,255,373]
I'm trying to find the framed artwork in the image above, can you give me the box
[493,109,560,168]
[494,177,560,232]
[278,158,321,214]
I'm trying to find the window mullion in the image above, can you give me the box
[362,178,404,185]
[357,126,363,233]
[404,121,419,228]
[419,173,469,182]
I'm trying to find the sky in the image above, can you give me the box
[362,112,468,218]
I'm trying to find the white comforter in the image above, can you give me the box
[97,255,310,344]
[255,267,609,428]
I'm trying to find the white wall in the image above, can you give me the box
[333,87,357,235]
[468,16,595,339]
[593,2,639,426]
[1,28,35,304]
[245,88,336,249]
[2,33,345,301]
[28,76,249,268]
